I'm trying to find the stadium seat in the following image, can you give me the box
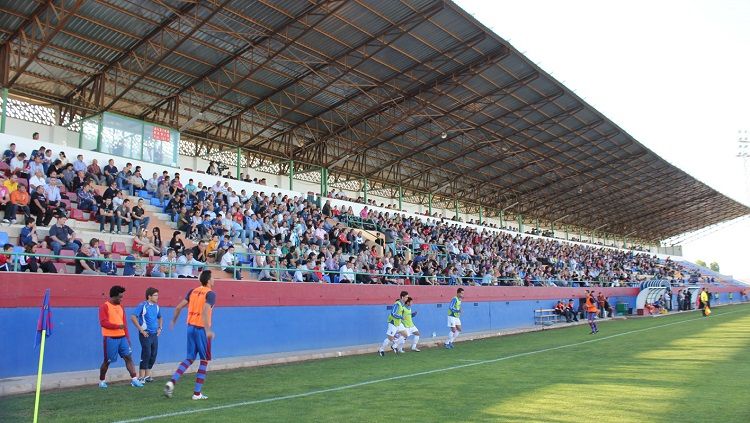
[110,253,124,268]
[136,190,149,198]
[0,231,8,245]
[59,249,76,264]
[53,262,67,274]
[60,199,72,210]
[12,246,24,255]
[111,242,127,255]
[149,198,162,207]
[34,247,51,256]
[69,208,85,221]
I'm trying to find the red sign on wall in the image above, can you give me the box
[152,126,171,142]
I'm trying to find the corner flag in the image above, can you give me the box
[35,288,52,349]
[33,288,52,423]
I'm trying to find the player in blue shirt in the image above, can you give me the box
[129,287,162,383]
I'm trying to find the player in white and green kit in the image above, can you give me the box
[445,288,464,349]
[378,291,409,356]
[402,296,420,352]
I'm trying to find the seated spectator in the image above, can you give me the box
[87,158,103,185]
[28,169,47,191]
[150,248,177,278]
[74,243,99,275]
[18,243,56,273]
[0,243,14,271]
[175,249,203,278]
[102,159,117,186]
[3,143,16,163]
[98,197,116,233]
[48,216,80,256]
[4,183,30,224]
[168,231,185,254]
[30,185,52,227]
[132,229,160,258]
[220,245,241,280]
[10,152,28,178]
[99,251,118,276]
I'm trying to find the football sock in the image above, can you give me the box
[194,360,208,395]
[447,331,455,344]
[380,338,391,351]
[453,331,460,342]
[171,358,194,384]
[412,335,420,348]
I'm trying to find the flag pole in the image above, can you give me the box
[33,328,46,423]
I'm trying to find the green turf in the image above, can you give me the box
[3,304,750,423]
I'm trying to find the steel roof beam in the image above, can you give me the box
[62,1,198,104]
[101,0,232,112]
[260,31,487,151]
[242,1,445,149]
[7,0,84,87]
[138,1,326,121]
[291,46,509,158]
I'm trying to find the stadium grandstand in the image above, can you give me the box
[0,0,748,417]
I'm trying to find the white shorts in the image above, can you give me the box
[386,323,406,337]
[405,326,419,336]
[447,316,462,328]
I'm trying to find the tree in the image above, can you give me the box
[710,262,720,272]
[695,259,706,268]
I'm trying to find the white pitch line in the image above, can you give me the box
[114,308,746,423]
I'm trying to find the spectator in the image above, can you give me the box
[48,216,80,255]
[74,243,99,275]
[2,143,16,163]
[175,250,203,278]
[99,252,118,276]
[220,245,241,280]
[87,158,103,184]
[28,168,47,191]
[18,243,57,273]
[98,197,116,233]
[115,198,133,235]
[30,185,52,226]
[151,248,177,278]
[4,183,30,224]
[103,159,118,186]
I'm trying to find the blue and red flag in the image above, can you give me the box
[35,288,52,349]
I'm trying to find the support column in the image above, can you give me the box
[362,178,368,203]
[288,160,294,190]
[454,199,459,220]
[320,167,328,197]
[236,147,241,179]
[500,210,504,227]
[517,214,524,233]
[479,205,483,225]
[398,186,402,211]
[428,193,432,215]
[96,114,104,152]
[565,226,569,240]
[0,88,7,134]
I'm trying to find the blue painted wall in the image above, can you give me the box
[1,296,638,378]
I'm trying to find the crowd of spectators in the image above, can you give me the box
[0,140,697,285]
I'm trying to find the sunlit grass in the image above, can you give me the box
[2,304,749,422]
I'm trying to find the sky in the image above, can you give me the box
[456,0,750,279]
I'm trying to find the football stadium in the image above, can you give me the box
[0,1,748,422]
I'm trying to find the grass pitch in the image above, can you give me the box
[2,303,749,423]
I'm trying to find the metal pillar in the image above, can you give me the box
[454,199,459,220]
[565,226,569,240]
[479,205,483,224]
[0,88,7,133]
[517,214,524,233]
[398,186,402,211]
[320,167,328,197]
[500,210,504,227]
[288,160,294,190]
[362,178,367,203]
[428,193,432,215]
[236,147,241,179]
[96,114,104,152]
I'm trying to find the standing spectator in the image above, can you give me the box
[48,216,80,255]
[130,287,162,383]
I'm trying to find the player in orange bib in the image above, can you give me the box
[585,290,599,334]
[164,270,216,400]
[98,285,144,388]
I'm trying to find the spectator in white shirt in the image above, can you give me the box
[175,250,203,278]
[339,259,356,283]
[151,248,177,278]
[220,245,241,280]
[29,169,47,190]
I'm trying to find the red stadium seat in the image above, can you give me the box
[53,262,67,274]
[111,242,127,255]
[60,199,72,210]
[66,192,77,202]
[59,249,76,264]
[69,208,85,221]
[110,253,124,268]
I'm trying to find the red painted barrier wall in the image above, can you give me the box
[0,273,644,307]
